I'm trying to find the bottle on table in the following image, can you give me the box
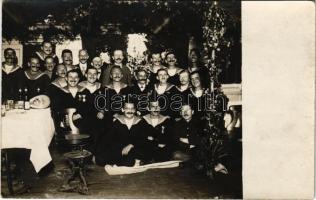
[17,88,24,109]
[24,88,30,110]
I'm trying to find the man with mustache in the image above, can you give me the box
[61,49,76,72]
[150,68,181,118]
[74,49,90,82]
[171,104,202,163]
[2,48,24,103]
[44,56,56,80]
[127,68,151,115]
[95,101,150,166]
[165,51,183,86]
[148,52,166,86]
[142,100,173,162]
[101,49,132,86]
[20,56,51,102]
[53,70,88,138]
[35,41,59,71]
[90,56,105,82]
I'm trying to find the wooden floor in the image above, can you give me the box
[2,144,242,198]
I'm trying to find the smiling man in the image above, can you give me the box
[101,49,132,86]
[35,41,59,70]
[74,49,90,81]
[2,48,24,103]
[95,101,151,166]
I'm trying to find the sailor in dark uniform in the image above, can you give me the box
[142,100,173,162]
[102,65,129,116]
[48,64,68,134]
[34,41,59,71]
[165,51,183,86]
[44,56,57,80]
[77,67,110,154]
[54,70,88,136]
[176,70,190,94]
[182,71,208,120]
[172,104,202,162]
[95,101,151,166]
[2,48,24,103]
[150,68,181,118]
[127,68,151,116]
[148,52,166,86]
[20,56,50,99]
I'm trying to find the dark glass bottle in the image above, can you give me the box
[24,88,30,110]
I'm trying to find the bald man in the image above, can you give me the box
[90,56,106,82]
[74,49,90,81]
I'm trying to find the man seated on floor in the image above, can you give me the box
[171,104,202,163]
[143,100,173,162]
[95,101,151,166]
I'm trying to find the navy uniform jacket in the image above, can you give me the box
[142,114,173,148]
[96,115,150,165]
[1,64,24,102]
[20,71,51,99]
[167,67,183,86]
[126,84,152,115]
[182,88,208,120]
[150,83,181,118]
[101,83,129,116]
[172,118,202,153]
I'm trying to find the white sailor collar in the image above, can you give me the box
[79,81,101,89]
[35,51,58,61]
[190,87,206,98]
[143,114,170,127]
[154,83,175,92]
[51,79,66,89]
[24,70,47,80]
[105,83,128,93]
[2,64,21,74]
[61,85,86,93]
[114,114,142,127]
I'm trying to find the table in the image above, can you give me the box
[1,108,55,172]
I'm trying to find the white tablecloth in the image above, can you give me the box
[1,108,55,172]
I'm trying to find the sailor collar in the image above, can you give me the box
[176,85,190,92]
[167,67,183,75]
[190,87,206,98]
[154,83,174,93]
[2,63,21,74]
[105,83,128,94]
[114,114,142,127]
[61,85,86,93]
[79,81,101,90]
[35,51,57,61]
[51,79,67,89]
[24,70,46,80]
[143,114,170,127]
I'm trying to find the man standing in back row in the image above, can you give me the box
[101,49,132,86]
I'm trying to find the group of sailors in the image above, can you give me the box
[2,41,228,167]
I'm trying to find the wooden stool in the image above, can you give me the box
[60,149,92,195]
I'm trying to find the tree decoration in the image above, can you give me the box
[196,1,231,179]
